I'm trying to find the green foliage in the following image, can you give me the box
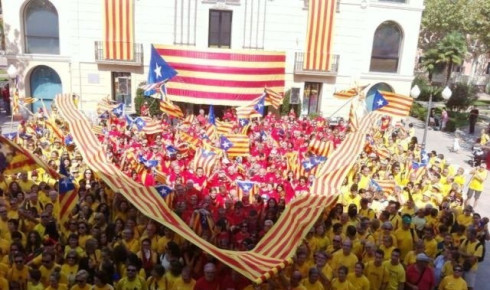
[445,119,456,132]
[446,82,477,112]
[410,102,427,120]
[134,88,162,116]
[280,89,301,117]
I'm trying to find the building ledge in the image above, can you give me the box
[294,52,339,77]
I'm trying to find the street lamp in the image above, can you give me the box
[420,84,452,148]
[7,65,18,119]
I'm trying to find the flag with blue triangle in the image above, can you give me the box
[220,135,234,151]
[372,90,389,111]
[139,156,158,168]
[144,45,178,96]
[155,184,173,198]
[134,117,146,131]
[112,103,125,118]
[253,95,265,116]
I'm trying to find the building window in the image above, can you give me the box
[112,72,132,106]
[24,0,60,54]
[208,10,232,48]
[302,82,322,115]
[369,21,403,73]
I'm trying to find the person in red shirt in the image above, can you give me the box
[194,263,220,290]
[406,253,436,290]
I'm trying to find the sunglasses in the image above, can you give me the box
[127,268,137,272]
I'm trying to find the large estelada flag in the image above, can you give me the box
[304,0,337,71]
[376,91,414,117]
[103,0,134,60]
[154,45,286,106]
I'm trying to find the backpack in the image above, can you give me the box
[462,239,485,262]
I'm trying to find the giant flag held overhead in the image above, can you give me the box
[144,45,178,96]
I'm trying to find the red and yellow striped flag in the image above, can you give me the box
[223,133,250,157]
[308,139,334,158]
[191,148,220,176]
[264,88,284,109]
[304,0,337,71]
[333,84,369,99]
[216,120,234,135]
[348,100,359,132]
[160,99,184,119]
[139,117,163,135]
[54,94,378,284]
[178,131,201,149]
[376,91,414,117]
[103,0,134,60]
[20,97,37,105]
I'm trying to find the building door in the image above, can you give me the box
[302,82,322,115]
[30,65,62,113]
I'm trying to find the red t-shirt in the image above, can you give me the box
[406,264,435,290]
[194,277,220,290]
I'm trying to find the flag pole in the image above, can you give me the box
[328,97,356,118]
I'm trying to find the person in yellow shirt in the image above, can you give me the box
[423,227,438,259]
[46,268,68,290]
[173,266,196,290]
[457,206,474,228]
[394,214,417,260]
[302,267,326,290]
[479,128,489,145]
[331,240,359,276]
[466,164,487,208]
[7,254,29,289]
[383,249,405,290]
[459,227,483,289]
[439,264,468,290]
[146,264,166,289]
[27,268,44,290]
[330,266,354,289]
[116,264,148,290]
[364,249,389,290]
[313,251,333,286]
[347,262,370,290]
[93,271,114,290]
[70,270,92,290]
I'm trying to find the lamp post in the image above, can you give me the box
[7,64,20,122]
[416,84,452,148]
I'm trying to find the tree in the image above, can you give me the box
[437,32,467,85]
[420,0,490,76]
[421,32,467,85]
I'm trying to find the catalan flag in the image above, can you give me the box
[333,84,369,99]
[59,177,78,227]
[222,134,250,157]
[19,97,38,105]
[154,45,285,106]
[55,94,377,284]
[308,139,334,157]
[216,120,234,135]
[191,148,220,176]
[236,95,266,119]
[348,98,359,132]
[264,88,284,109]
[304,0,337,71]
[160,99,184,119]
[375,91,414,117]
[178,131,201,149]
[137,117,163,135]
[370,179,396,194]
[236,180,258,203]
[103,0,134,60]
[96,96,118,115]
[0,135,59,178]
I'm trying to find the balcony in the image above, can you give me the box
[202,0,241,5]
[94,41,143,66]
[294,52,339,76]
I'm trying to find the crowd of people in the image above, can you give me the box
[0,101,488,290]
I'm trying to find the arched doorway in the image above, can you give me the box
[30,65,62,112]
[365,82,394,112]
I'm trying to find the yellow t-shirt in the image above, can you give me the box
[330,278,354,290]
[383,261,405,290]
[301,279,325,290]
[459,239,483,271]
[364,261,389,290]
[424,238,438,259]
[7,265,29,288]
[146,276,165,290]
[172,277,196,290]
[331,251,358,274]
[115,277,147,290]
[27,281,45,290]
[439,275,468,290]
[71,284,92,290]
[394,228,414,260]
[346,273,370,290]
[469,169,487,191]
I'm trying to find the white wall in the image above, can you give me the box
[2,0,424,117]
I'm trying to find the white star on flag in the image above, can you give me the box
[154,64,162,78]
[303,162,313,169]
[62,178,71,188]
[0,144,12,157]
[223,142,232,149]
[242,185,251,191]
[377,100,384,106]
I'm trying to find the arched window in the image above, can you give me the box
[24,0,59,54]
[369,21,403,73]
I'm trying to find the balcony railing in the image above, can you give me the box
[202,0,241,5]
[294,52,339,76]
[94,41,143,66]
